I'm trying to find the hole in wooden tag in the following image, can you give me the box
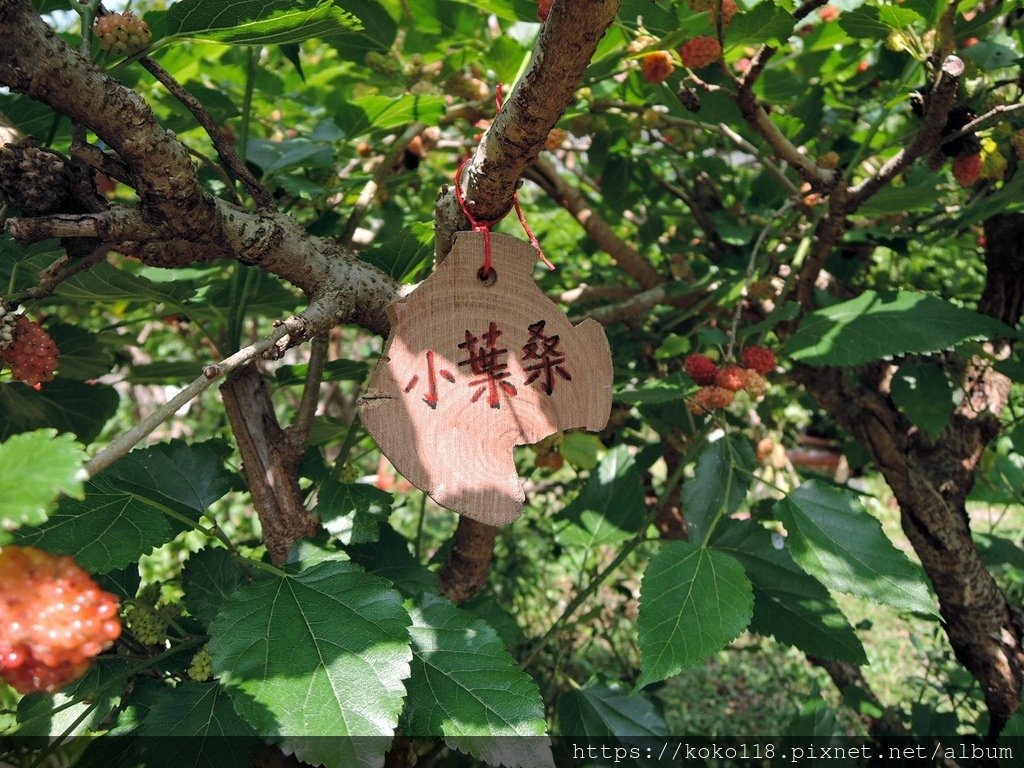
[477,266,497,286]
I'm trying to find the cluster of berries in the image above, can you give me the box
[94,11,152,57]
[685,346,776,414]
[0,546,121,693]
[1,312,59,389]
[124,584,183,646]
[637,0,736,83]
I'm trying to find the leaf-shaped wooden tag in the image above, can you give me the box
[361,232,613,525]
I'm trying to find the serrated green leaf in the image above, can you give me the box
[209,560,412,768]
[137,682,261,767]
[319,480,393,545]
[345,523,437,596]
[275,359,369,385]
[557,684,667,737]
[890,360,954,441]
[559,431,603,471]
[403,594,552,767]
[165,0,362,45]
[727,2,795,47]
[0,430,85,531]
[636,541,753,688]
[713,522,866,664]
[0,379,119,443]
[774,481,935,614]
[46,322,115,381]
[361,223,434,281]
[336,94,446,137]
[784,291,1018,366]
[681,435,756,544]
[183,547,247,628]
[56,262,195,307]
[103,440,234,529]
[555,445,646,547]
[14,474,173,573]
[613,373,693,405]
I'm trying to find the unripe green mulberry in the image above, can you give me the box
[188,646,213,682]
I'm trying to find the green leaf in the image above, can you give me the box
[554,445,646,547]
[46,322,115,381]
[713,522,867,664]
[559,431,603,471]
[16,658,128,736]
[0,429,85,531]
[557,684,667,737]
[275,359,369,385]
[890,360,954,441]
[14,474,173,573]
[209,560,412,768]
[165,0,362,45]
[636,541,753,688]
[319,480,393,545]
[0,379,120,443]
[784,291,1018,366]
[839,6,895,39]
[403,594,552,767]
[103,440,235,529]
[773,481,935,614]
[183,547,247,628]
[336,94,446,136]
[56,262,195,307]
[613,373,693,405]
[345,522,437,596]
[681,435,756,544]
[127,361,204,385]
[137,682,261,767]
[727,2,795,47]
[786,688,843,737]
[361,223,434,281]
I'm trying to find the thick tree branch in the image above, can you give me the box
[435,0,622,259]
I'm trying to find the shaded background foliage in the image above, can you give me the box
[0,0,1023,766]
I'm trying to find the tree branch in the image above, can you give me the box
[848,55,964,208]
[83,305,333,479]
[138,55,273,211]
[526,156,663,288]
[434,0,622,259]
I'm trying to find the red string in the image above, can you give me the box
[452,82,554,276]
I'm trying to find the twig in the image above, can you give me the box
[726,201,793,359]
[716,122,802,198]
[138,56,274,211]
[575,283,670,325]
[526,156,662,289]
[940,102,1024,149]
[70,143,132,184]
[290,331,328,448]
[340,122,424,245]
[848,55,964,208]
[84,307,328,478]
[12,244,108,302]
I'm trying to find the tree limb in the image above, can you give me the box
[434,0,622,260]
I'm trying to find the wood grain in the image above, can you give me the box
[362,232,613,525]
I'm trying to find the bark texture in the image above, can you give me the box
[798,214,1024,736]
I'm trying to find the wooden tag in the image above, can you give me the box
[361,232,613,526]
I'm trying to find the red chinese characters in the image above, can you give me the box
[459,321,517,408]
[404,319,572,410]
[521,320,571,396]
[404,349,456,409]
